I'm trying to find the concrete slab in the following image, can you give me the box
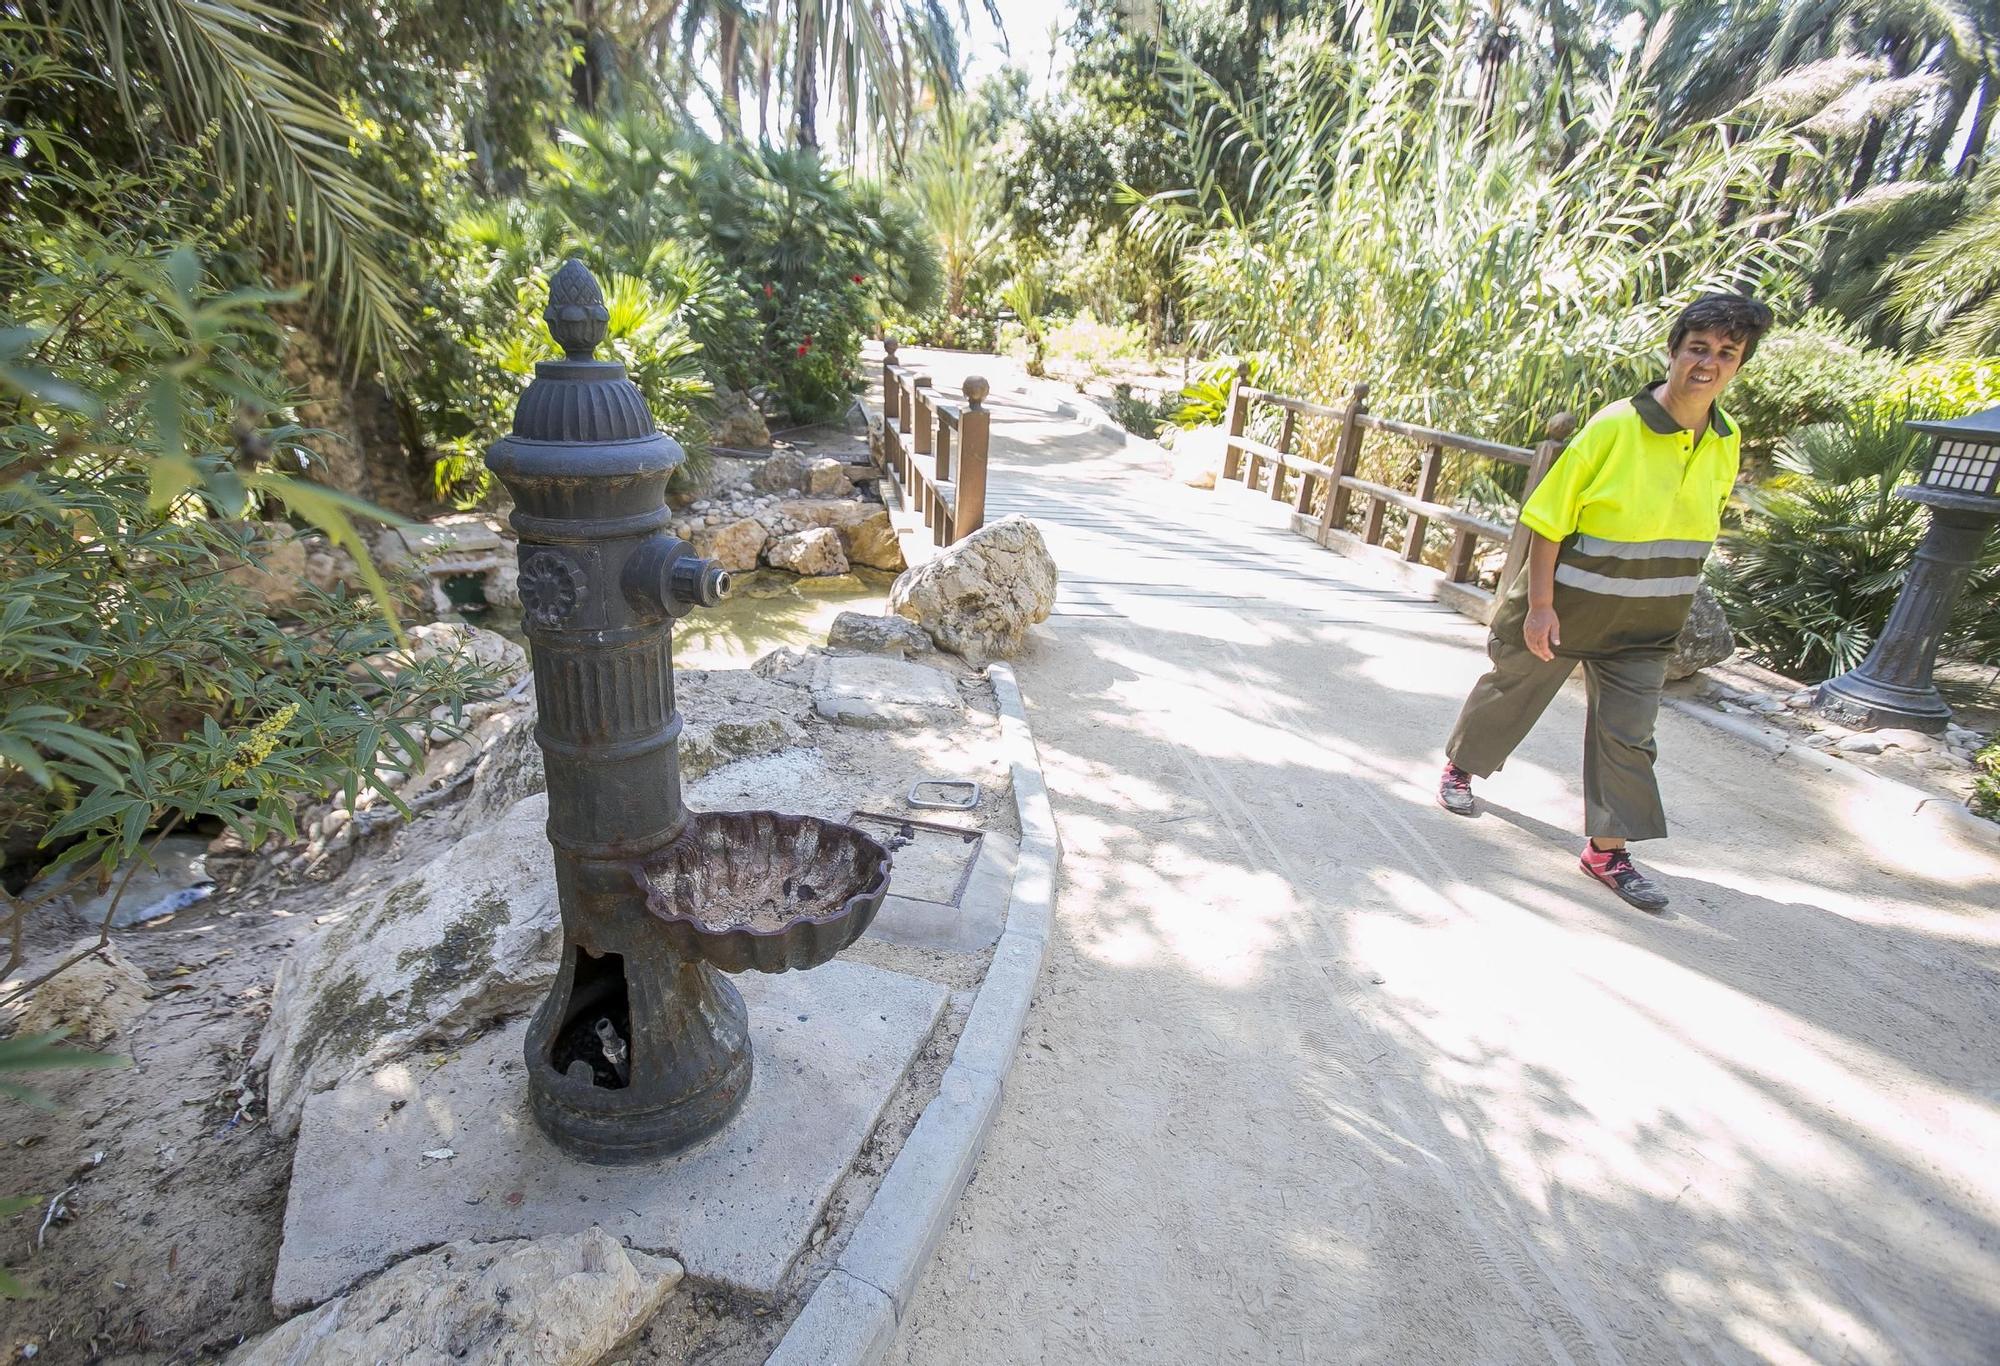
[271,959,946,1310]
[866,835,1015,955]
[811,655,960,729]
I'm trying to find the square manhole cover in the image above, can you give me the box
[848,813,984,906]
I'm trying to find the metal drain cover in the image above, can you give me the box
[847,813,984,906]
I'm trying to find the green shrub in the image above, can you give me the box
[1713,406,2000,679]
[1724,314,1898,464]
[1170,357,1273,429]
[1045,312,1149,380]
[1975,736,2000,820]
[1880,355,2000,420]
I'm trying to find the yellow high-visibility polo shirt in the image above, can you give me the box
[1494,384,1740,659]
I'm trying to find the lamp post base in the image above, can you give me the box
[1815,672,1954,734]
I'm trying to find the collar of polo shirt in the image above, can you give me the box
[1631,382,1734,440]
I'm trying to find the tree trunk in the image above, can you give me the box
[1924,73,1976,173]
[794,6,819,149]
[719,12,743,138]
[1962,73,1995,177]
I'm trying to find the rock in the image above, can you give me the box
[677,670,812,779]
[713,390,771,449]
[1873,728,1938,753]
[483,559,520,610]
[1836,733,1888,755]
[3,938,150,1046]
[809,654,961,729]
[887,514,1058,664]
[1665,583,1734,681]
[390,623,528,686]
[232,1228,681,1366]
[692,517,769,573]
[776,499,904,571]
[1168,425,1225,489]
[750,647,816,688]
[254,795,560,1136]
[381,517,502,566]
[1803,732,1837,748]
[751,452,807,492]
[455,708,544,831]
[826,611,934,658]
[806,458,852,497]
[766,527,849,577]
[302,541,360,595]
[223,521,310,618]
[1753,699,1785,715]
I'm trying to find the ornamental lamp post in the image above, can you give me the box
[1818,405,2000,733]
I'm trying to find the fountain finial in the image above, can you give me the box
[546,258,610,360]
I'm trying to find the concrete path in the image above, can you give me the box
[879,353,2000,1365]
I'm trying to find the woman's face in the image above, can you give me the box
[1667,328,1746,405]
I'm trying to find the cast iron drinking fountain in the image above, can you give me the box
[486,259,892,1164]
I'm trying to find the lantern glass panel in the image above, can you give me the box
[1923,437,1999,495]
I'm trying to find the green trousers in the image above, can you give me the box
[1445,634,1670,841]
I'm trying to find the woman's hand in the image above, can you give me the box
[1524,605,1561,662]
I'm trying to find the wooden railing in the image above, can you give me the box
[1216,371,1575,621]
[877,338,990,546]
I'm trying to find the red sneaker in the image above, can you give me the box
[1437,762,1475,816]
[1581,844,1669,912]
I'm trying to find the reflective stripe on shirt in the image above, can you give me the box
[1554,564,1702,598]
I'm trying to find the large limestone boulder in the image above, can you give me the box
[255,795,560,1136]
[713,390,770,449]
[767,526,849,577]
[751,451,807,492]
[230,1228,681,1366]
[676,669,812,779]
[393,622,528,684]
[827,611,934,658]
[806,458,852,497]
[4,939,150,1047]
[888,515,1058,664]
[693,516,769,573]
[778,498,904,571]
[1668,583,1735,681]
[1167,425,1224,489]
[455,707,543,831]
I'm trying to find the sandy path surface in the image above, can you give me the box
[879,350,2000,1365]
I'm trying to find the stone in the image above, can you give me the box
[382,517,503,564]
[713,390,771,449]
[223,521,310,618]
[1836,733,1888,755]
[1168,425,1225,489]
[776,499,904,571]
[254,794,561,1137]
[271,960,947,1307]
[807,458,852,497]
[692,516,769,573]
[483,558,520,609]
[677,669,811,780]
[3,938,150,1046]
[826,612,934,658]
[887,515,1058,664]
[235,1228,680,1364]
[1665,583,1734,681]
[1873,728,1939,753]
[752,451,808,492]
[302,541,360,595]
[767,527,850,577]
[456,708,544,831]
[388,622,529,686]
[809,654,961,730]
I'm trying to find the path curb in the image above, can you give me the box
[1660,696,1998,848]
[768,662,1057,1365]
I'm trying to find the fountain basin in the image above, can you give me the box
[634,811,891,973]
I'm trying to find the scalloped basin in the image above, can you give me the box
[634,811,892,974]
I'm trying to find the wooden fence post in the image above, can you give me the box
[1221,361,1250,484]
[1498,412,1575,594]
[883,336,900,426]
[913,376,934,457]
[955,376,989,540]
[1321,380,1369,545]
[1404,441,1442,561]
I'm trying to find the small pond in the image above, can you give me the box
[473,567,895,670]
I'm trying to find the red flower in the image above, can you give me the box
[796,343,810,356]
[851,274,864,284]
[804,334,813,344]
[763,282,774,298]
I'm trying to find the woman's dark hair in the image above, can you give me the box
[1669,293,1776,362]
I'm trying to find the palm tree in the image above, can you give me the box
[32,0,409,366]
